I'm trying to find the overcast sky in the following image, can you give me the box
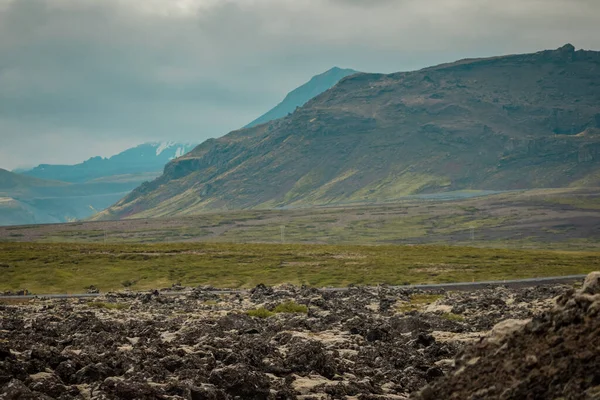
[1,0,599,169]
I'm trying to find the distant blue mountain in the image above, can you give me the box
[245,67,358,128]
[0,167,145,226]
[21,142,196,183]
[0,142,196,226]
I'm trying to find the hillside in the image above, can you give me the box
[0,168,67,196]
[21,142,196,183]
[0,168,147,226]
[97,45,600,220]
[0,169,67,225]
[244,67,358,128]
[0,169,65,225]
[1,143,196,226]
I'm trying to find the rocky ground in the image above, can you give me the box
[0,279,592,399]
[413,272,600,400]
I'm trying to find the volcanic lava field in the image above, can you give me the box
[2,276,599,399]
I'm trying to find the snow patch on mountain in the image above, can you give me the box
[155,141,176,156]
[172,147,186,159]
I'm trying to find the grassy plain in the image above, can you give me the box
[1,242,598,294]
[1,189,598,294]
[2,188,599,250]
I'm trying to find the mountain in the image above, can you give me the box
[21,142,196,183]
[1,142,196,226]
[0,167,152,226]
[95,45,600,220]
[245,67,358,128]
[0,168,67,196]
[0,169,66,225]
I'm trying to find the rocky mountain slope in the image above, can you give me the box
[98,45,600,220]
[244,67,358,128]
[21,142,196,183]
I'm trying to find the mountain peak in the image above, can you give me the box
[323,66,355,74]
[244,67,359,128]
[317,66,357,76]
[558,43,576,53]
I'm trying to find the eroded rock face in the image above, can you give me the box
[412,272,600,400]
[0,282,578,399]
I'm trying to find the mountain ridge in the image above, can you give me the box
[95,45,600,220]
[1,142,197,226]
[0,168,67,225]
[244,67,359,128]
[21,142,196,183]
[0,168,67,194]
[0,168,149,226]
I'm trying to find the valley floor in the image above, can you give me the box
[1,187,599,250]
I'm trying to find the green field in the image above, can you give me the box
[1,242,598,294]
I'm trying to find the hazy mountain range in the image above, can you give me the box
[93,45,600,221]
[1,68,357,226]
[20,142,196,183]
[0,143,195,226]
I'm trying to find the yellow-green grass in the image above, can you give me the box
[272,300,308,314]
[441,312,465,321]
[397,293,443,313]
[246,307,274,318]
[0,242,598,294]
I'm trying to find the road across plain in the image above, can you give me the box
[0,274,587,300]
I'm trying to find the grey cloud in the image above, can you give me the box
[0,0,599,169]
[327,0,403,7]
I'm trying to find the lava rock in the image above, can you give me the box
[208,364,271,399]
